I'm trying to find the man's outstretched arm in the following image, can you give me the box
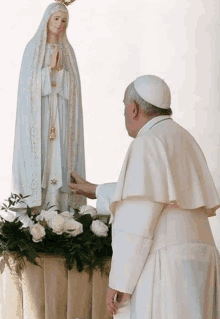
[68,171,97,199]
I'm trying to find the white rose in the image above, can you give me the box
[49,215,65,235]
[90,220,108,237]
[69,207,76,216]
[60,211,74,220]
[36,210,58,223]
[64,219,83,236]
[30,223,46,243]
[0,209,16,222]
[19,214,34,228]
[79,205,98,218]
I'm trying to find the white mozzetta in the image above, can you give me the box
[109,116,220,223]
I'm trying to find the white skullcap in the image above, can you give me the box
[134,75,171,109]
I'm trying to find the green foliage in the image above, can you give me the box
[0,194,112,273]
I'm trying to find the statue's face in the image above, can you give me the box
[48,11,68,35]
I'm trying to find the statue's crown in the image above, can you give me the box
[55,0,76,6]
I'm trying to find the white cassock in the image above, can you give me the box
[96,115,220,319]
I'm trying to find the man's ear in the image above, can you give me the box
[132,102,139,118]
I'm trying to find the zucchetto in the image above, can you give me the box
[134,75,171,109]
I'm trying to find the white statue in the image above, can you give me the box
[11,2,86,212]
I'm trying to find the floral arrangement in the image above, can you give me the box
[0,194,112,275]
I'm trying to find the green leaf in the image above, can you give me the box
[22,195,30,199]
[48,205,56,210]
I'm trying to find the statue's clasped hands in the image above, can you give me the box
[50,45,62,71]
[68,172,97,199]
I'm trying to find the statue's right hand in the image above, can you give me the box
[68,172,98,200]
[50,46,59,69]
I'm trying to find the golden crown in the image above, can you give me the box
[55,0,76,6]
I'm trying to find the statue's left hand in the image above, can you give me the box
[56,50,63,71]
[50,46,59,69]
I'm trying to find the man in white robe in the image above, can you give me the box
[69,75,220,318]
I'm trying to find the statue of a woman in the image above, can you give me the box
[11,2,86,212]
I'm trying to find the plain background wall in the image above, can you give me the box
[0,0,219,248]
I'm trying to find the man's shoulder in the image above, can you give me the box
[150,118,197,143]
[130,131,159,156]
[151,118,187,134]
[131,119,201,154]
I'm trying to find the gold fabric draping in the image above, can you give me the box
[0,254,112,319]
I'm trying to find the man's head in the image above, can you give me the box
[124,75,172,138]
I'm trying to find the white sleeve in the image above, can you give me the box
[109,199,165,294]
[41,66,52,96]
[96,183,117,215]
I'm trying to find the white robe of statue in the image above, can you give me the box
[41,43,70,209]
[11,3,86,211]
[96,115,220,319]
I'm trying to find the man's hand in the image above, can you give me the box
[106,287,118,316]
[106,287,131,317]
[68,171,97,199]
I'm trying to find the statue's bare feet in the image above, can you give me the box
[31,207,40,215]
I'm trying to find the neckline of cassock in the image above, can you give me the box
[137,115,172,137]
